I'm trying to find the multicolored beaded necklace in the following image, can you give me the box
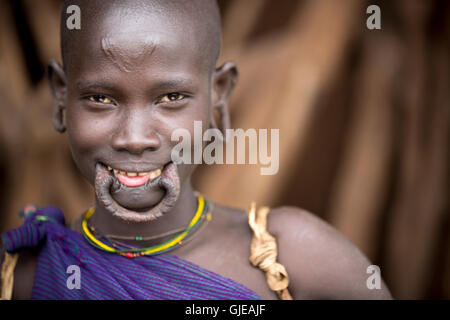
[81,195,211,258]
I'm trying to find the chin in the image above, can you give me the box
[94,161,180,223]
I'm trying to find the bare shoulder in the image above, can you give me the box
[266,206,393,299]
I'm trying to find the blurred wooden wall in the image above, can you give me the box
[0,0,449,299]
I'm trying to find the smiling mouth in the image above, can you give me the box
[95,161,180,222]
[105,165,163,188]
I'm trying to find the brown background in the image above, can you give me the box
[0,0,448,299]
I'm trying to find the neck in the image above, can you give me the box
[89,178,198,247]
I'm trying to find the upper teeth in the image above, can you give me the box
[107,166,162,179]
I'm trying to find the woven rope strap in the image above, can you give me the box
[248,202,293,300]
[0,252,19,300]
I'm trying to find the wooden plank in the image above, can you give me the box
[22,0,62,64]
[196,0,363,209]
[384,0,449,298]
[327,34,400,259]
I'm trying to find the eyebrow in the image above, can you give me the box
[77,81,117,92]
[153,79,196,90]
[76,78,196,92]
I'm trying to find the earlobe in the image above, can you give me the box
[47,60,67,133]
[213,61,239,104]
[53,107,66,133]
[209,103,230,136]
[210,61,238,135]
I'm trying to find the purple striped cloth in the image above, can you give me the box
[1,206,261,300]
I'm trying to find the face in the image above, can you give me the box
[48,8,237,222]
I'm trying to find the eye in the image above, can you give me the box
[88,95,114,105]
[159,93,186,103]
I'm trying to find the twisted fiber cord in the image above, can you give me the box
[247,202,293,300]
[0,252,19,300]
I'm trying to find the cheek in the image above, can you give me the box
[66,105,112,180]
[161,98,210,179]
[164,96,211,144]
[66,106,112,152]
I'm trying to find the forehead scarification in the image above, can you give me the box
[61,0,222,74]
[101,33,158,73]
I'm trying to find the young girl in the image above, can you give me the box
[1,0,392,300]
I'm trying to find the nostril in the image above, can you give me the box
[111,111,162,154]
[111,130,161,154]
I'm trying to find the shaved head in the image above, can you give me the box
[61,0,222,74]
[49,0,238,223]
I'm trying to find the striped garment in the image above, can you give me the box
[1,206,261,300]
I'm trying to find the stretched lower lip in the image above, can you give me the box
[94,162,181,222]
[116,172,152,187]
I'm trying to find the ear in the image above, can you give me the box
[47,60,68,133]
[210,61,239,133]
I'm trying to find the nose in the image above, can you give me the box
[111,109,161,154]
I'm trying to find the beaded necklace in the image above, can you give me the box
[81,195,211,258]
